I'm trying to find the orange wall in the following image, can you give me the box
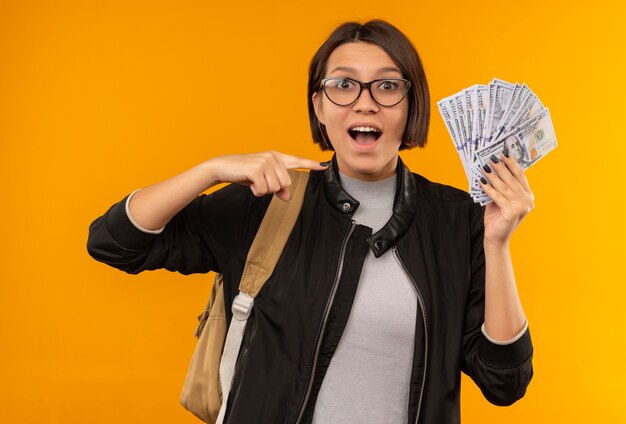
[1,0,625,422]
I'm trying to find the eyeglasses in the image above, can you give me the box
[319,77,411,107]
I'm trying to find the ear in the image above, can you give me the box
[312,91,325,125]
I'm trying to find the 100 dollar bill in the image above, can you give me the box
[476,108,557,171]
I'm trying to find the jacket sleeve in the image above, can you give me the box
[86,182,266,275]
[461,201,534,406]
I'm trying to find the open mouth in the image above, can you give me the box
[348,129,382,145]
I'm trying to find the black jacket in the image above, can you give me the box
[86,153,533,423]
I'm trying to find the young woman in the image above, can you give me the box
[87,19,534,424]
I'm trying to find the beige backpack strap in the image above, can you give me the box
[239,168,309,297]
[216,168,309,424]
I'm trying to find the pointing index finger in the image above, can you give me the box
[281,153,330,171]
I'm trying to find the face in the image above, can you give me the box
[505,136,523,162]
[312,42,409,181]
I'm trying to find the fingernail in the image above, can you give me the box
[503,147,510,158]
[480,177,487,184]
[490,155,499,164]
[483,164,492,173]
[320,161,330,166]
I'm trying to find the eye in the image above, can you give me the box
[378,80,399,91]
[330,78,356,90]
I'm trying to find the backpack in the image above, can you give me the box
[179,169,310,423]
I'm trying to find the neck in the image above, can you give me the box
[335,154,398,182]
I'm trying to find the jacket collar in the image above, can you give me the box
[322,153,417,258]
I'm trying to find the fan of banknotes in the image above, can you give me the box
[437,78,557,205]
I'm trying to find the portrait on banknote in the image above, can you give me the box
[504,135,533,167]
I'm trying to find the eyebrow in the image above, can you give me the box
[329,66,402,76]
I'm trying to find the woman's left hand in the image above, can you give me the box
[479,151,535,247]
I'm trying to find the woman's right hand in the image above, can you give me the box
[205,150,329,202]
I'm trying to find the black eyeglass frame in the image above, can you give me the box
[319,76,412,107]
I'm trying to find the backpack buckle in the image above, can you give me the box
[232,292,254,320]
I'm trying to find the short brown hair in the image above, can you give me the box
[307,19,430,151]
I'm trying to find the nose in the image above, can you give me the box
[352,86,379,113]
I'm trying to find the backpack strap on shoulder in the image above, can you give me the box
[239,168,309,297]
[216,169,309,424]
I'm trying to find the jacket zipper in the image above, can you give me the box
[392,245,428,424]
[294,219,357,424]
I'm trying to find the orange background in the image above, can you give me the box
[1,0,625,422]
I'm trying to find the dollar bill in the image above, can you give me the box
[463,86,476,152]
[505,92,544,136]
[437,95,473,181]
[485,78,515,143]
[476,108,557,170]
[492,83,531,142]
[437,97,470,180]
[475,84,490,149]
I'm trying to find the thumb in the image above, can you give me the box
[275,186,291,202]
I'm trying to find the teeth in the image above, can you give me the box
[349,126,380,132]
